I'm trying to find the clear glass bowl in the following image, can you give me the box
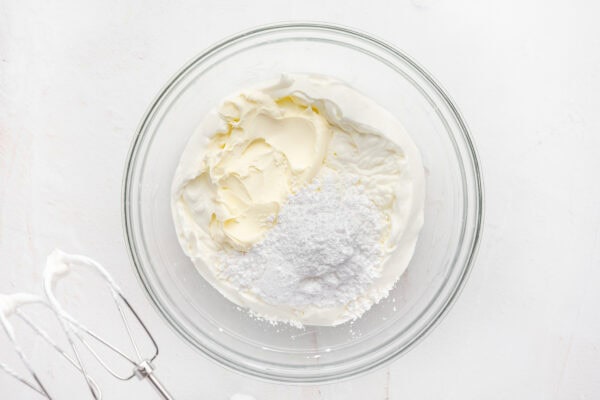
[122,22,483,383]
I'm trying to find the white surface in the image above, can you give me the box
[1,0,599,398]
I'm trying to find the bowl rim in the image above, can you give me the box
[122,21,484,383]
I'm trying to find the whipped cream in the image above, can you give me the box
[44,249,123,328]
[171,74,425,326]
[0,293,45,340]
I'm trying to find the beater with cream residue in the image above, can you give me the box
[43,249,174,400]
[0,292,101,398]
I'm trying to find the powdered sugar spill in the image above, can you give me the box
[216,172,386,325]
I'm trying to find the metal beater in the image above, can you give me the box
[43,249,174,400]
[0,249,174,399]
[0,292,101,399]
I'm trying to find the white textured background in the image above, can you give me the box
[1,1,600,399]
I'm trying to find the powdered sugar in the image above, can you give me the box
[217,172,385,318]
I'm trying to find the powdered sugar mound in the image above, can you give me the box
[217,172,385,312]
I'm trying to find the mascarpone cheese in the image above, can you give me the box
[171,74,425,326]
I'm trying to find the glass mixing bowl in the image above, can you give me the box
[123,23,483,383]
